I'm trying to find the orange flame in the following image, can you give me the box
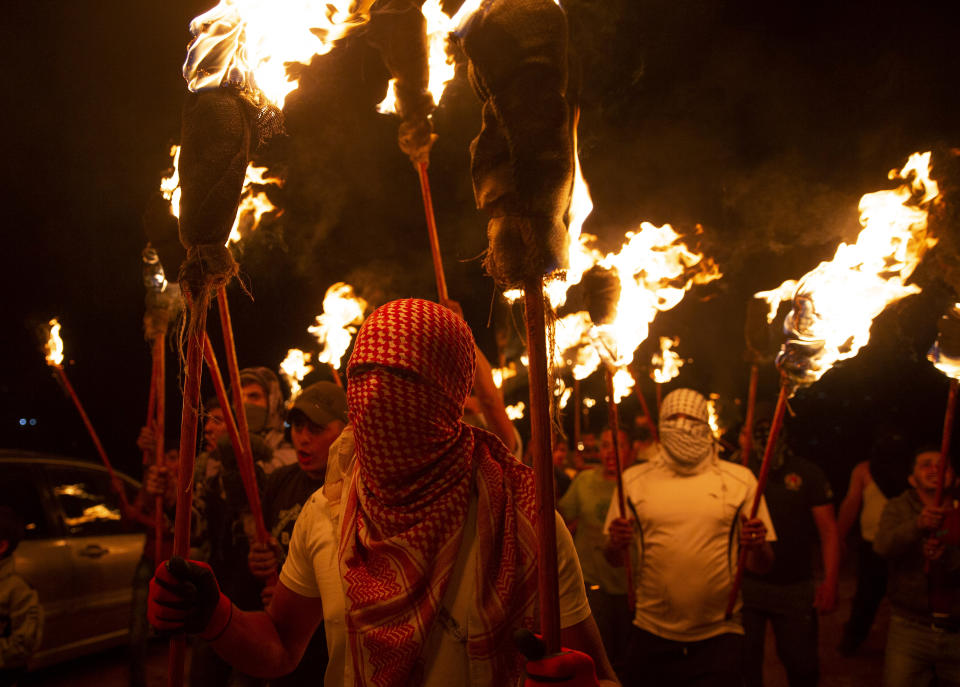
[307,282,367,370]
[279,348,313,399]
[160,145,181,218]
[928,303,960,380]
[650,337,683,384]
[183,0,368,108]
[707,393,722,439]
[756,152,939,389]
[44,319,64,367]
[505,401,526,420]
[228,163,283,244]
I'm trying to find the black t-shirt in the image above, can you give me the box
[747,454,834,584]
[260,463,328,687]
[262,464,325,564]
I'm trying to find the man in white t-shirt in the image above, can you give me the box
[604,388,775,687]
[149,299,619,687]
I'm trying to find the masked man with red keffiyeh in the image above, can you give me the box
[148,299,619,687]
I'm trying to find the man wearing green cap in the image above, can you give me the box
[246,381,348,685]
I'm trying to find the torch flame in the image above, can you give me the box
[280,348,313,400]
[928,303,960,380]
[505,401,526,421]
[183,0,368,108]
[757,152,939,390]
[491,362,518,389]
[651,337,683,384]
[45,319,64,368]
[160,145,181,218]
[707,393,722,439]
[228,163,283,244]
[307,282,367,370]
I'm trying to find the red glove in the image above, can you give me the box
[516,629,600,687]
[148,556,233,640]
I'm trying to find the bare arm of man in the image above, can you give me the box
[812,503,840,613]
[836,462,866,546]
[208,581,323,678]
[560,616,621,687]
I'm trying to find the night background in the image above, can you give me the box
[3,0,960,495]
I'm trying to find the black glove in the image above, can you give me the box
[148,556,233,639]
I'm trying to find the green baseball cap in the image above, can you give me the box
[289,381,348,427]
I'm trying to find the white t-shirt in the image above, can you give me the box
[603,452,777,642]
[279,428,590,687]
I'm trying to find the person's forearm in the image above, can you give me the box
[874,507,922,558]
[836,494,859,543]
[817,513,840,588]
[208,607,303,678]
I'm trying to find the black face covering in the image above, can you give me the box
[751,418,787,472]
[244,403,269,434]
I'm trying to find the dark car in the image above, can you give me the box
[0,451,144,668]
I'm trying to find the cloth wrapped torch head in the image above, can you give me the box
[177,89,257,298]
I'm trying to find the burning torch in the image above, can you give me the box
[42,319,129,509]
[726,151,941,617]
[142,246,182,562]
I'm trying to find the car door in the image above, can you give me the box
[0,460,75,667]
[42,463,144,646]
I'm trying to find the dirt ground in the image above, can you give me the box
[22,566,887,687]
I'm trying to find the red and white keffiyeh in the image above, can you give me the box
[340,298,538,687]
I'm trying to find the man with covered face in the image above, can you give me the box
[604,388,776,687]
[148,299,619,687]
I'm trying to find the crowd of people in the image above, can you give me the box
[2,298,959,687]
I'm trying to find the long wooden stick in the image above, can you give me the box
[605,370,636,613]
[53,365,128,508]
[416,161,448,301]
[934,379,959,507]
[523,277,561,653]
[153,333,167,564]
[202,335,271,549]
[168,301,207,687]
[725,382,789,618]
[741,364,759,466]
[144,350,158,466]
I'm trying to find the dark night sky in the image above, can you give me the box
[2,0,959,492]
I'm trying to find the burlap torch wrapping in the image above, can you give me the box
[456,0,573,290]
[177,89,258,301]
[457,0,574,654]
[366,0,436,163]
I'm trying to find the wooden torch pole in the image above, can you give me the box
[934,379,959,507]
[523,277,561,653]
[416,161,448,301]
[604,370,636,613]
[741,364,759,466]
[153,333,167,565]
[202,335,273,556]
[168,302,207,687]
[214,290,273,553]
[725,382,789,618]
[53,364,128,509]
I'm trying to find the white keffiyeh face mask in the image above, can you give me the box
[658,388,715,474]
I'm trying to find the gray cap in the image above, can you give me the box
[289,381,348,427]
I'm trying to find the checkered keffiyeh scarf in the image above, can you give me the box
[658,388,716,474]
[340,299,539,687]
